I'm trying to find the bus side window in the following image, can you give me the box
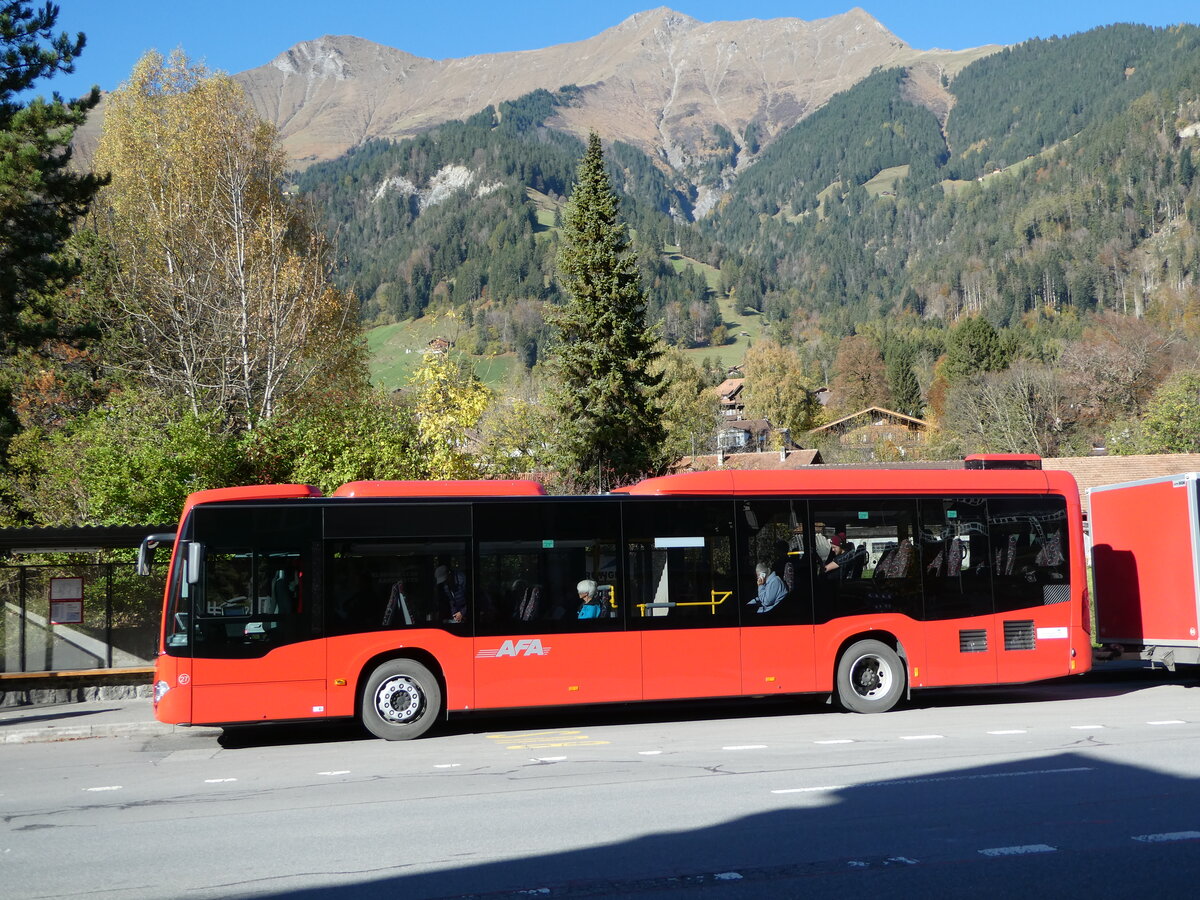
[738,499,813,626]
[810,501,921,620]
[988,497,1071,612]
[624,499,738,628]
[474,499,621,635]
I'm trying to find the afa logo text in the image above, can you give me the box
[476,639,551,658]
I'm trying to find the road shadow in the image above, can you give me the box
[248,750,1200,898]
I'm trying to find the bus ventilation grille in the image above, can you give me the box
[1003,620,1036,651]
[959,629,988,653]
[1043,584,1070,605]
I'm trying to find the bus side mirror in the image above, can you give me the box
[187,541,203,585]
[136,544,152,577]
[136,532,177,576]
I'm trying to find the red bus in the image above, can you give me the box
[143,463,1091,739]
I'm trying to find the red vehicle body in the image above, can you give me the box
[148,464,1090,739]
[1090,472,1200,668]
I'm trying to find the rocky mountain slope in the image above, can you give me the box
[235,6,994,185]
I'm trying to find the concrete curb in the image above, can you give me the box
[2,720,222,744]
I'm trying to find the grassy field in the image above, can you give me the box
[367,313,523,391]
[863,164,909,197]
[941,153,1040,196]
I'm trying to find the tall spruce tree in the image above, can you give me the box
[549,132,664,490]
[0,2,103,450]
[942,316,1009,384]
[886,344,923,417]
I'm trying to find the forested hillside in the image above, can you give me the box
[298,88,718,363]
[301,24,1200,362]
[708,23,1200,332]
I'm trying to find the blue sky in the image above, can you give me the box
[37,1,1200,101]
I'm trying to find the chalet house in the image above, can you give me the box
[714,378,745,419]
[716,418,802,454]
[808,406,928,458]
[426,337,453,353]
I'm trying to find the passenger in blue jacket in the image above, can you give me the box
[576,579,603,619]
[748,562,787,613]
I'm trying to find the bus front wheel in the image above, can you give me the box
[362,659,442,740]
[836,640,905,713]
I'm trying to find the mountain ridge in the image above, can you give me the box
[232,7,996,183]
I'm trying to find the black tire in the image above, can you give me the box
[836,639,905,713]
[361,659,442,740]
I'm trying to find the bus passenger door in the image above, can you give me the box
[738,500,817,695]
[188,508,327,724]
[625,500,742,700]
[919,499,996,687]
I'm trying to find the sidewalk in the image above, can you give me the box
[0,697,220,744]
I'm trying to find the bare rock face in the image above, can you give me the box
[237,6,977,175]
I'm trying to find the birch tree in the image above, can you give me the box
[742,339,821,436]
[89,50,362,426]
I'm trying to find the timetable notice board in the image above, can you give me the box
[50,576,84,625]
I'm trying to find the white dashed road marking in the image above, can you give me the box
[1070,725,1105,730]
[899,734,944,741]
[317,770,350,776]
[979,844,1057,857]
[84,786,122,792]
[814,739,854,744]
[723,744,767,750]
[1133,832,1200,842]
[772,766,1092,796]
[638,750,663,755]
[204,778,237,783]
[1147,720,1185,726]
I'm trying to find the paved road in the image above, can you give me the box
[3,671,1200,898]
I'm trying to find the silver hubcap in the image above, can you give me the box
[375,675,423,724]
[849,654,892,700]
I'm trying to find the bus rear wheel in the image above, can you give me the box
[362,659,442,740]
[836,639,905,713]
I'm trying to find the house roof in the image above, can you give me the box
[1042,454,1200,517]
[810,406,929,434]
[673,449,823,471]
[714,378,744,400]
